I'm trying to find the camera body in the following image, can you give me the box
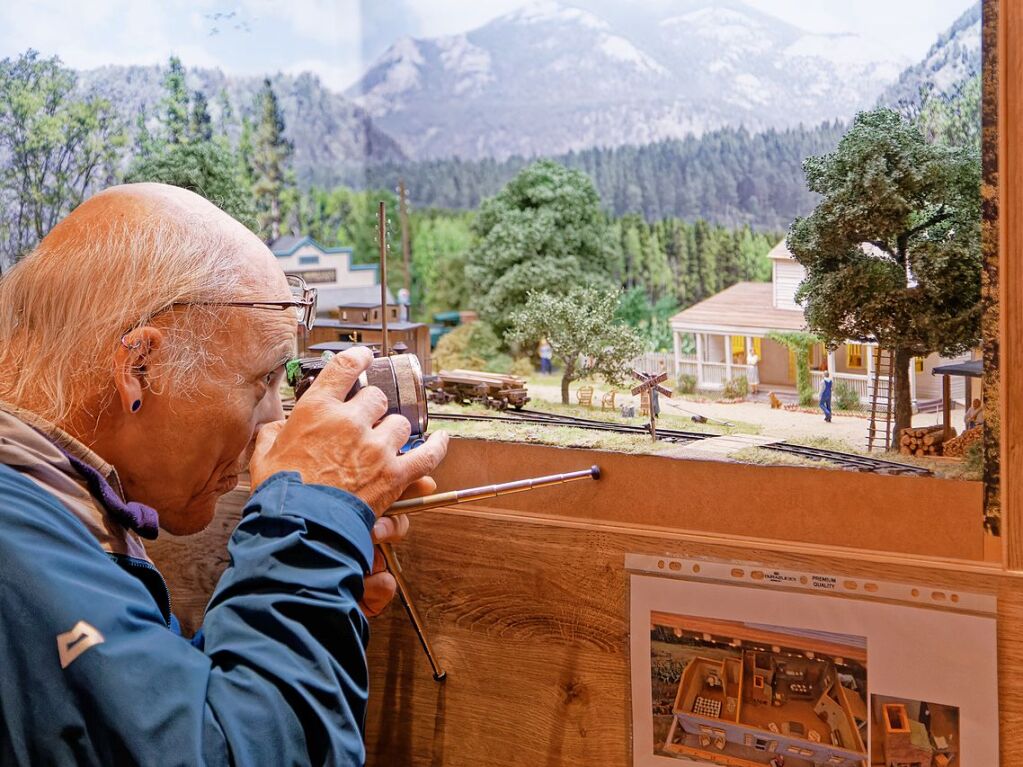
[288,351,429,450]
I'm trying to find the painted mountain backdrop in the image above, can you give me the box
[71,0,980,226]
[348,0,910,161]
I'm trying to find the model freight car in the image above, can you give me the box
[427,369,530,410]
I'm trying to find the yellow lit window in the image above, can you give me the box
[915,357,924,373]
[752,337,762,357]
[847,343,864,369]
[788,350,796,379]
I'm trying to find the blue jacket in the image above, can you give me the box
[0,464,377,766]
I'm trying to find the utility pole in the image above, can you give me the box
[398,178,411,292]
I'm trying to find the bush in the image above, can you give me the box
[677,373,697,394]
[485,354,513,374]
[834,381,862,411]
[511,357,535,377]
[722,376,749,399]
[433,322,501,371]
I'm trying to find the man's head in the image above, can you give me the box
[0,183,296,534]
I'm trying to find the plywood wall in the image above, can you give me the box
[149,440,1018,765]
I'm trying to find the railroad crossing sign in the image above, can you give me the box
[631,369,673,440]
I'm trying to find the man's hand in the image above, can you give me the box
[249,347,448,515]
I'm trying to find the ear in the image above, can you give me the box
[113,326,165,414]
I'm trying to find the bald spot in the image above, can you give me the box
[48,183,289,302]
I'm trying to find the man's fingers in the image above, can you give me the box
[348,385,390,423]
[304,347,373,401]
[398,431,449,484]
[399,476,437,499]
[360,571,397,618]
[372,514,410,543]
[376,413,412,452]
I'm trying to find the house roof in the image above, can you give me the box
[270,234,357,259]
[932,359,982,378]
[269,234,305,253]
[768,240,795,261]
[670,282,807,335]
[314,286,394,314]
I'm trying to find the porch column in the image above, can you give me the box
[695,333,704,386]
[672,331,681,378]
[827,350,837,375]
[724,334,733,382]
[909,357,918,408]
[866,343,875,384]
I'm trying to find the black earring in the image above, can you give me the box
[131,400,141,412]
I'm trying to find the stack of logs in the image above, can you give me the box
[899,424,956,457]
[943,425,983,458]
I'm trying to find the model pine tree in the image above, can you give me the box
[189,90,213,143]
[508,288,644,405]
[251,78,293,243]
[788,108,981,441]
[161,56,189,145]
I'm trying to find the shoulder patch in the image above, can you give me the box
[57,620,105,669]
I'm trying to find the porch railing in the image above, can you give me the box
[810,370,870,402]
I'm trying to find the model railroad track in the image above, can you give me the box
[432,409,933,477]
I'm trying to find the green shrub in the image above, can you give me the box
[834,381,862,411]
[677,373,697,394]
[485,354,513,374]
[433,322,501,371]
[722,376,749,399]
[511,357,535,377]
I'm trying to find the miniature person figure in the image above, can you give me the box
[747,350,760,395]
[769,756,785,767]
[819,370,833,423]
[966,397,984,430]
[539,339,553,375]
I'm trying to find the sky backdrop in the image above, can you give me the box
[0,0,976,91]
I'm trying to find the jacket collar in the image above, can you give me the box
[0,402,156,555]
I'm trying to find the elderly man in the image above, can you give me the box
[0,183,448,765]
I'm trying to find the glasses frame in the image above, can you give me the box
[170,274,318,331]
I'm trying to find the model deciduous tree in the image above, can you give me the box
[465,160,616,336]
[508,288,644,405]
[788,108,981,440]
[125,141,256,231]
[0,50,124,268]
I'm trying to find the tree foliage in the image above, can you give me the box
[0,50,124,268]
[189,89,213,143]
[508,288,644,404]
[251,78,293,242]
[125,141,256,230]
[767,331,819,406]
[465,160,617,335]
[161,56,189,145]
[788,108,981,436]
[433,322,501,372]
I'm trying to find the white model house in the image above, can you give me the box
[270,235,386,315]
[669,241,973,408]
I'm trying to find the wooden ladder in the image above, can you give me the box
[866,346,895,451]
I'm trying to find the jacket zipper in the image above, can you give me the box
[111,554,173,628]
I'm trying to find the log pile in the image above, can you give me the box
[943,425,983,458]
[899,424,956,457]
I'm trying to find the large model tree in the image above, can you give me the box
[788,108,981,440]
[465,160,615,336]
[508,288,644,405]
[161,56,189,145]
[0,50,123,268]
[251,78,293,243]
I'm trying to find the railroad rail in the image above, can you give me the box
[432,409,932,477]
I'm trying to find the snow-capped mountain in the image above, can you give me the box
[878,2,980,108]
[347,0,911,161]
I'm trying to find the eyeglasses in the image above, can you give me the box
[171,274,318,331]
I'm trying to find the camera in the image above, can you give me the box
[287,351,429,449]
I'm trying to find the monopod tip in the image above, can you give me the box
[434,671,448,683]
[590,465,601,480]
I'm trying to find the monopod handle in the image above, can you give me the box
[382,465,601,517]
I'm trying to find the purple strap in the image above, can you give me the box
[59,448,160,540]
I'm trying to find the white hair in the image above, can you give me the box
[0,210,246,423]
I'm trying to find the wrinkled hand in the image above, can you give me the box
[250,346,448,514]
